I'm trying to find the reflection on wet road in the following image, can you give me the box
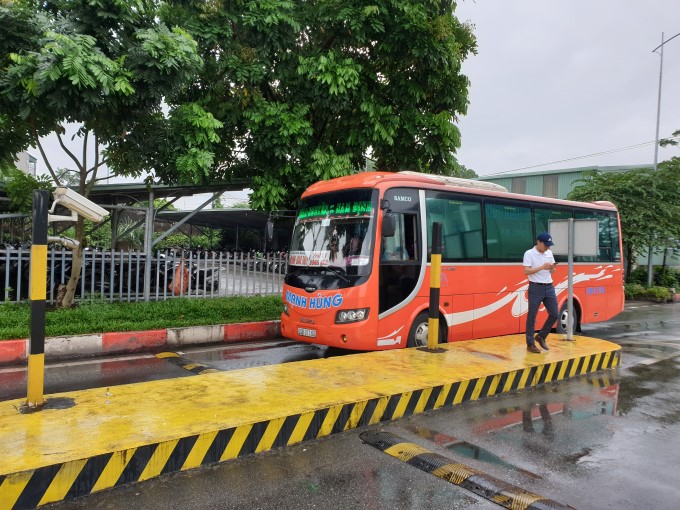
[582,302,680,367]
[0,340,338,402]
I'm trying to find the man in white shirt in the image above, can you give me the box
[523,232,559,353]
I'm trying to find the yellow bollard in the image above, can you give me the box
[427,222,442,350]
[25,190,48,410]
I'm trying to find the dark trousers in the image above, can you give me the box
[526,282,559,345]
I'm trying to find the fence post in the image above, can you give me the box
[143,190,154,301]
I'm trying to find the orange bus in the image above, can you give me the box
[280,171,624,350]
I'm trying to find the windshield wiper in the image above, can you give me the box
[287,266,311,278]
[322,265,349,282]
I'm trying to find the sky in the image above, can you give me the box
[454,0,680,177]
[34,0,680,206]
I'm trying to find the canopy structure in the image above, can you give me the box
[86,181,251,207]
[156,208,269,230]
[1,179,294,299]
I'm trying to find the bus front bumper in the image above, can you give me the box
[280,316,377,350]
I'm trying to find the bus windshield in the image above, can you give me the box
[288,189,377,279]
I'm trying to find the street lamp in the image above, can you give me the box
[647,31,680,287]
[652,31,680,170]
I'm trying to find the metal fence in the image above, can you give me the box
[1,246,287,304]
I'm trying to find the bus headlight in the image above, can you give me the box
[283,303,290,316]
[335,308,369,324]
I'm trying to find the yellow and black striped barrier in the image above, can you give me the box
[24,190,50,411]
[361,430,574,510]
[155,352,220,375]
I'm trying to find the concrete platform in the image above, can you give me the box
[0,334,621,509]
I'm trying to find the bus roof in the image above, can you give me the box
[302,171,618,212]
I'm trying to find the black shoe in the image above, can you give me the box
[535,334,549,351]
[527,344,541,353]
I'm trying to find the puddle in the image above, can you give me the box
[19,396,76,413]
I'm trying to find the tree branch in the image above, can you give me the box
[94,132,100,173]
[82,130,89,181]
[85,135,104,197]
[95,158,109,169]
[35,137,60,184]
[30,117,61,183]
[56,132,85,174]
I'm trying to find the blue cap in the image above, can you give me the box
[537,232,554,246]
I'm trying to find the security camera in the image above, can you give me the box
[48,187,109,223]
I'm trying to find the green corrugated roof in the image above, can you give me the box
[476,164,652,181]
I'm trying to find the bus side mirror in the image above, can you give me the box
[266,220,274,241]
[382,213,396,237]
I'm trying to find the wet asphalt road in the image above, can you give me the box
[8,301,680,509]
[0,339,335,402]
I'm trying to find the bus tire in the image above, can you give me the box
[407,311,446,348]
[556,302,580,334]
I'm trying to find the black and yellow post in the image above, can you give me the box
[25,189,49,410]
[426,222,444,351]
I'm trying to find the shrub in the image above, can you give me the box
[655,267,680,288]
[627,266,680,288]
[625,283,673,302]
[628,266,648,285]
[624,283,645,300]
[643,286,673,302]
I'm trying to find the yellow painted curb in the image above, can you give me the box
[0,334,619,509]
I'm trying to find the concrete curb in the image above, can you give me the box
[0,320,281,366]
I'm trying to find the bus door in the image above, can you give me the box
[378,188,422,316]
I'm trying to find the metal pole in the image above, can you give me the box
[648,32,665,287]
[427,222,443,350]
[653,32,665,172]
[110,208,119,250]
[567,218,575,341]
[25,190,49,410]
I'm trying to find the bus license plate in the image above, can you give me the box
[298,327,316,338]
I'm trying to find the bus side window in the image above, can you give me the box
[484,203,532,260]
[426,196,483,261]
[382,213,418,261]
[462,230,483,258]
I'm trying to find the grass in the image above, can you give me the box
[0,295,283,341]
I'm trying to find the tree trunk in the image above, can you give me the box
[662,246,668,281]
[58,219,85,308]
[625,244,634,280]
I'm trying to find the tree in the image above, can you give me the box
[229,200,251,209]
[55,168,80,187]
[0,0,215,306]
[0,164,52,213]
[153,0,477,210]
[451,160,477,179]
[568,161,680,278]
[659,128,680,148]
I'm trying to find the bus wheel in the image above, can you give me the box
[556,303,580,334]
[407,312,445,348]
